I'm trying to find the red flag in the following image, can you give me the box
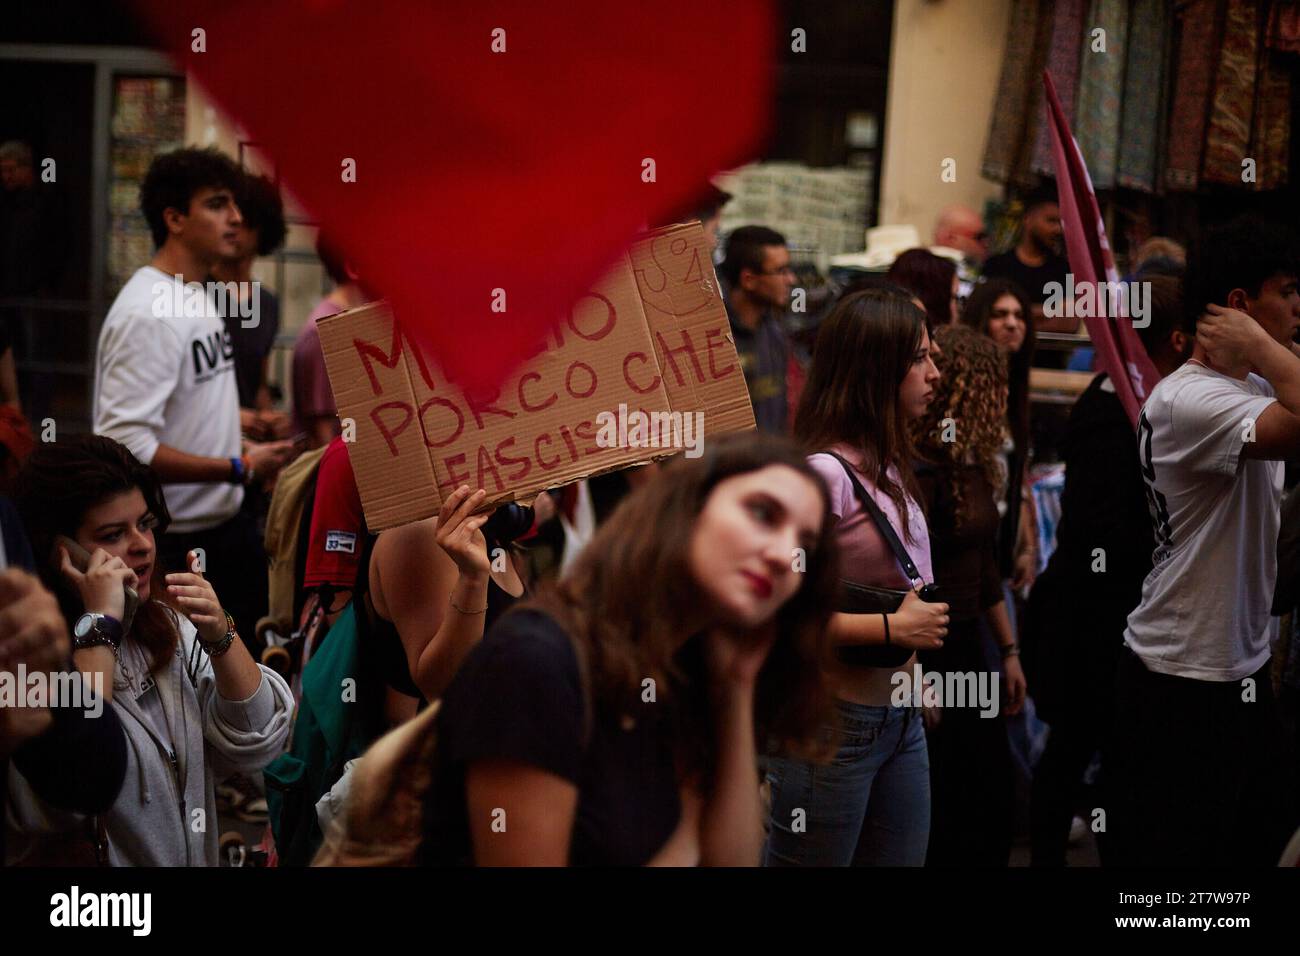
[1042,70,1159,426]
[131,1,775,396]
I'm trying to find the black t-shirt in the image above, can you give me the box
[358,532,521,706]
[222,286,281,408]
[421,608,681,866]
[980,249,1069,306]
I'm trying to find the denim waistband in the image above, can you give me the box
[833,697,918,727]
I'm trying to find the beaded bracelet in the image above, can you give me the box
[198,610,238,657]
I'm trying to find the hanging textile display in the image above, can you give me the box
[982,0,1054,186]
[1031,0,1088,176]
[1250,47,1292,189]
[1202,0,1261,185]
[1074,0,1129,190]
[1164,0,1222,191]
[1116,0,1170,192]
[982,0,1296,196]
[1267,0,1300,54]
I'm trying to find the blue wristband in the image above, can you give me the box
[229,456,244,484]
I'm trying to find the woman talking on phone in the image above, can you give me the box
[763,287,948,867]
[6,435,292,866]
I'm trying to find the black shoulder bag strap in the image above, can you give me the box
[824,451,925,589]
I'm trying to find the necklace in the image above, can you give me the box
[114,644,134,693]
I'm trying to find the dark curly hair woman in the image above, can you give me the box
[911,323,1027,865]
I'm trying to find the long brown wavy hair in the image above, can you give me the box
[527,432,840,771]
[794,287,928,542]
[13,435,180,674]
[912,324,1008,530]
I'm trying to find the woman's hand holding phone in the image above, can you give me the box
[889,588,949,651]
[59,545,137,621]
[165,551,228,644]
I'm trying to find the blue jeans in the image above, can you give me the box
[763,700,931,866]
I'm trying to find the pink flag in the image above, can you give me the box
[1042,70,1160,427]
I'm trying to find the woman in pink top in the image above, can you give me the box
[763,286,947,866]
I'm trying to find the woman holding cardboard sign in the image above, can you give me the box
[362,484,535,716]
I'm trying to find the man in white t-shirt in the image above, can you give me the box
[1112,216,1300,866]
[94,148,293,645]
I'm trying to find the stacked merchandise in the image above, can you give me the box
[714,163,872,273]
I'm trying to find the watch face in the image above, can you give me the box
[75,614,94,638]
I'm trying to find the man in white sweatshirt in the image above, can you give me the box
[94,148,293,645]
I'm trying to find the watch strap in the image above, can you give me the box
[74,613,123,651]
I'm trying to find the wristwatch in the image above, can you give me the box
[73,612,124,653]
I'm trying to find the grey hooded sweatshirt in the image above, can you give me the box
[6,609,293,866]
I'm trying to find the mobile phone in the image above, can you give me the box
[54,535,140,635]
[917,583,945,604]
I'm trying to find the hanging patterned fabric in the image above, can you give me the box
[1031,0,1088,175]
[981,0,1053,185]
[1073,0,1130,190]
[1203,0,1260,185]
[1164,0,1222,191]
[1116,0,1169,191]
[1267,0,1300,54]
[1249,48,1292,189]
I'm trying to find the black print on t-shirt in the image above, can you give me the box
[1137,410,1173,558]
[191,329,235,382]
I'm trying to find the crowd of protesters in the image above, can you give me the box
[1,144,1299,868]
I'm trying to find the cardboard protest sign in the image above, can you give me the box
[318,222,756,531]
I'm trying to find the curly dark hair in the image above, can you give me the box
[912,324,1008,531]
[12,435,179,674]
[237,173,287,256]
[529,431,840,773]
[139,147,242,248]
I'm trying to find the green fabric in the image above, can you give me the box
[264,603,367,866]
[1073,0,1128,190]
